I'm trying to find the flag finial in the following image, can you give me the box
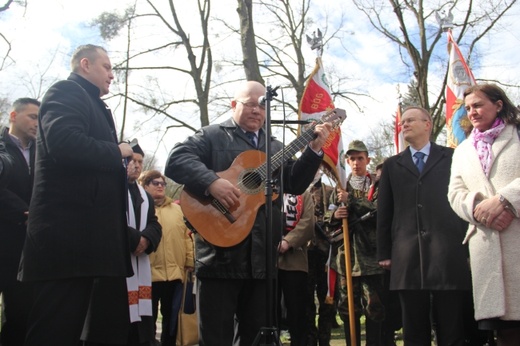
[435,10,454,32]
[306,28,323,57]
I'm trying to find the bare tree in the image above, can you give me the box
[236,0,263,84]
[0,96,12,127]
[231,0,364,122]
[93,5,137,140]
[365,117,394,170]
[352,0,517,140]
[92,0,213,137]
[0,0,24,71]
[0,0,14,11]
[235,0,320,115]
[146,0,213,127]
[17,49,61,100]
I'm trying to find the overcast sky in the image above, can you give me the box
[1,0,519,169]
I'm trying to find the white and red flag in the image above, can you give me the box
[299,57,346,189]
[446,29,476,148]
[299,56,345,305]
[394,103,406,154]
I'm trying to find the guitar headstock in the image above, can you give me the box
[321,108,346,128]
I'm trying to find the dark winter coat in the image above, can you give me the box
[165,118,322,279]
[0,127,34,281]
[0,141,13,188]
[376,143,471,290]
[18,73,132,282]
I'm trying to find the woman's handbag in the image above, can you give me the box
[176,271,198,346]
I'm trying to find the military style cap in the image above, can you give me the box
[346,140,368,155]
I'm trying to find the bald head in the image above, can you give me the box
[234,81,265,100]
[231,81,266,132]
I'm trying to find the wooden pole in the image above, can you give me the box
[341,214,357,346]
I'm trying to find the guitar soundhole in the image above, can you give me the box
[238,169,264,194]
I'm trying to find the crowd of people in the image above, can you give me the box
[0,42,519,346]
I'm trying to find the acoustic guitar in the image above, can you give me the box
[180,108,346,247]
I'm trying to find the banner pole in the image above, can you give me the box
[341,215,357,346]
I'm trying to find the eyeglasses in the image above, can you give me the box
[398,118,429,127]
[236,100,265,110]
[150,180,167,187]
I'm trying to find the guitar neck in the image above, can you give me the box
[256,121,322,179]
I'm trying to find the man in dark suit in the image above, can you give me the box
[376,107,471,346]
[18,44,134,346]
[0,97,39,345]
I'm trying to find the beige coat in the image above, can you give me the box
[448,124,520,321]
[278,190,315,272]
[150,197,194,282]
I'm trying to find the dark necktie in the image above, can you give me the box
[414,151,425,173]
[245,131,257,148]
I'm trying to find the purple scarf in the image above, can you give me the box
[470,117,506,177]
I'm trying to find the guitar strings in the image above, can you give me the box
[239,111,343,190]
[240,123,320,189]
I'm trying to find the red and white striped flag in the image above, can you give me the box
[299,57,346,189]
[446,29,476,148]
[394,103,406,154]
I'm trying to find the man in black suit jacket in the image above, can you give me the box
[0,98,39,345]
[376,107,471,346]
[18,44,134,346]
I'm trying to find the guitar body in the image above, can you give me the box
[179,107,346,248]
[180,150,278,248]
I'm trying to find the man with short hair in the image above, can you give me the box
[18,44,134,346]
[0,97,39,345]
[377,107,471,345]
[327,140,389,345]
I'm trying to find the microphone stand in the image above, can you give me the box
[252,84,282,346]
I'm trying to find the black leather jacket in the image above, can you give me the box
[165,118,322,279]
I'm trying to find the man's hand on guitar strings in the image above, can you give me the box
[309,122,333,153]
[208,178,241,209]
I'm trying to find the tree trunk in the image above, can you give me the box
[236,0,264,84]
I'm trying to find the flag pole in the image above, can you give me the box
[394,89,406,155]
[341,208,357,346]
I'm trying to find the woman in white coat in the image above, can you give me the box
[448,83,520,346]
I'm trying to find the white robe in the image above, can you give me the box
[126,184,153,322]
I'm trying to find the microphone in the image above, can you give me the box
[258,85,280,107]
[258,96,266,107]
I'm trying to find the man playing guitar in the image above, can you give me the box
[165,80,332,345]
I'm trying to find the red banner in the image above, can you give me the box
[299,57,346,189]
